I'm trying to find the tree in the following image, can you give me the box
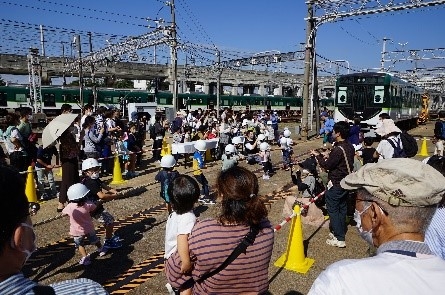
[0,75,6,86]
[115,79,134,89]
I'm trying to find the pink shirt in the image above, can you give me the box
[62,202,97,237]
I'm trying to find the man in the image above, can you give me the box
[433,110,445,156]
[152,115,165,162]
[309,158,445,294]
[0,165,108,294]
[312,121,354,248]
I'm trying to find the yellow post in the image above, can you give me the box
[25,166,38,203]
[55,167,62,177]
[110,154,127,185]
[274,204,314,274]
[418,137,429,157]
[161,137,168,156]
[205,149,212,162]
[166,143,172,156]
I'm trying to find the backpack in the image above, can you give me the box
[386,137,406,158]
[163,171,179,203]
[387,132,418,158]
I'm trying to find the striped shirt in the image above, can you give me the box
[425,207,445,260]
[166,218,274,294]
[0,273,108,295]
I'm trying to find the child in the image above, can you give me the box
[165,175,200,295]
[360,137,378,165]
[280,129,293,170]
[193,140,214,205]
[259,142,273,180]
[63,183,106,265]
[221,144,240,172]
[116,132,131,176]
[126,123,141,178]
[81,158,123,250]
[266,121,275,143]
[35,142,60,200]
[155,155,180,213]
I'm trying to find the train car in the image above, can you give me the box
[334,72,422,130]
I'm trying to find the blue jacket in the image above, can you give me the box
[319,118,334,135]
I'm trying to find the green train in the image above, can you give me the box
[334,72,423,129]
[0,85,334,115]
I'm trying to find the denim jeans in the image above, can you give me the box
[325,186,348,241]
[194,174,209,198]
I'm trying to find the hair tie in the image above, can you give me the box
[249,194,256,199]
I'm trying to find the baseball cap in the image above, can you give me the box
[340,158,445,207]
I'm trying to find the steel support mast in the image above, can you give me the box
[27,48,43,113]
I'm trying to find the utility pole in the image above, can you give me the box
[302,2,315,140]
[74,34,84,107]
[216,49,222,117]
[39,25,45,57]
[61,41,67,86]
[380,37,389,72]
[169,0,178,113]
[88,32,97,110]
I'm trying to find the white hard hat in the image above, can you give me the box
[194,140,207,151]
[280,137,288,145]
[232,137,242,145]
[225,144,236,154]
[82,158,101,171]
[260,142,270,151]
[160,155,176,168]
[67,183,90,201]
[267,121,272,125]
[257,134,266,141]
[283,130,291,137]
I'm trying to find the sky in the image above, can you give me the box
[1,0,445,84]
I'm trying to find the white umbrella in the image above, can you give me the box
[42,113,78,148]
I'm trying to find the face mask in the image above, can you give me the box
[354,205,374,246]
[11,223,37,264]
[90,172,100,179]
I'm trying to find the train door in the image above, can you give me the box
[351,85,370,113]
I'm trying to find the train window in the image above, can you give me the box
[337,87,347,104]
[104,96,112,103]
[159,98,167,104]
[0,92,7,106]
[43,93,56,107]
[15,93,27,102]
[374,86,384,104]
[113,96,120,104]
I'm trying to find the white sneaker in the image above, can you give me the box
[326,236,346,248]
[165,283,176,295]
[79,255,91,265]
[98,246,108,257]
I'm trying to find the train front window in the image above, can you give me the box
[374,86,384,104]
[43,93,56,107]
[0,92,7,106]
[337,87,348,104]
[16,93,27,102]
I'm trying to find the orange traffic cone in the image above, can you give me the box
[25,165,38,203]
[417,137,429,157]
[110,154,127,185]
[274,204,314,273]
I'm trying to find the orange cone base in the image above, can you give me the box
[274,254,314,274]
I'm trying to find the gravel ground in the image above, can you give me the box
[25,122,435,294]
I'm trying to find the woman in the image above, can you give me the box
[58,128,80,212]
[166,166,274,294]
[82,115,104,159]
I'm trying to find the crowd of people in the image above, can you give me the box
[1,103,445,294]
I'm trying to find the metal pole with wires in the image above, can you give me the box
[216,49,221,117]
[169,0,178,113]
